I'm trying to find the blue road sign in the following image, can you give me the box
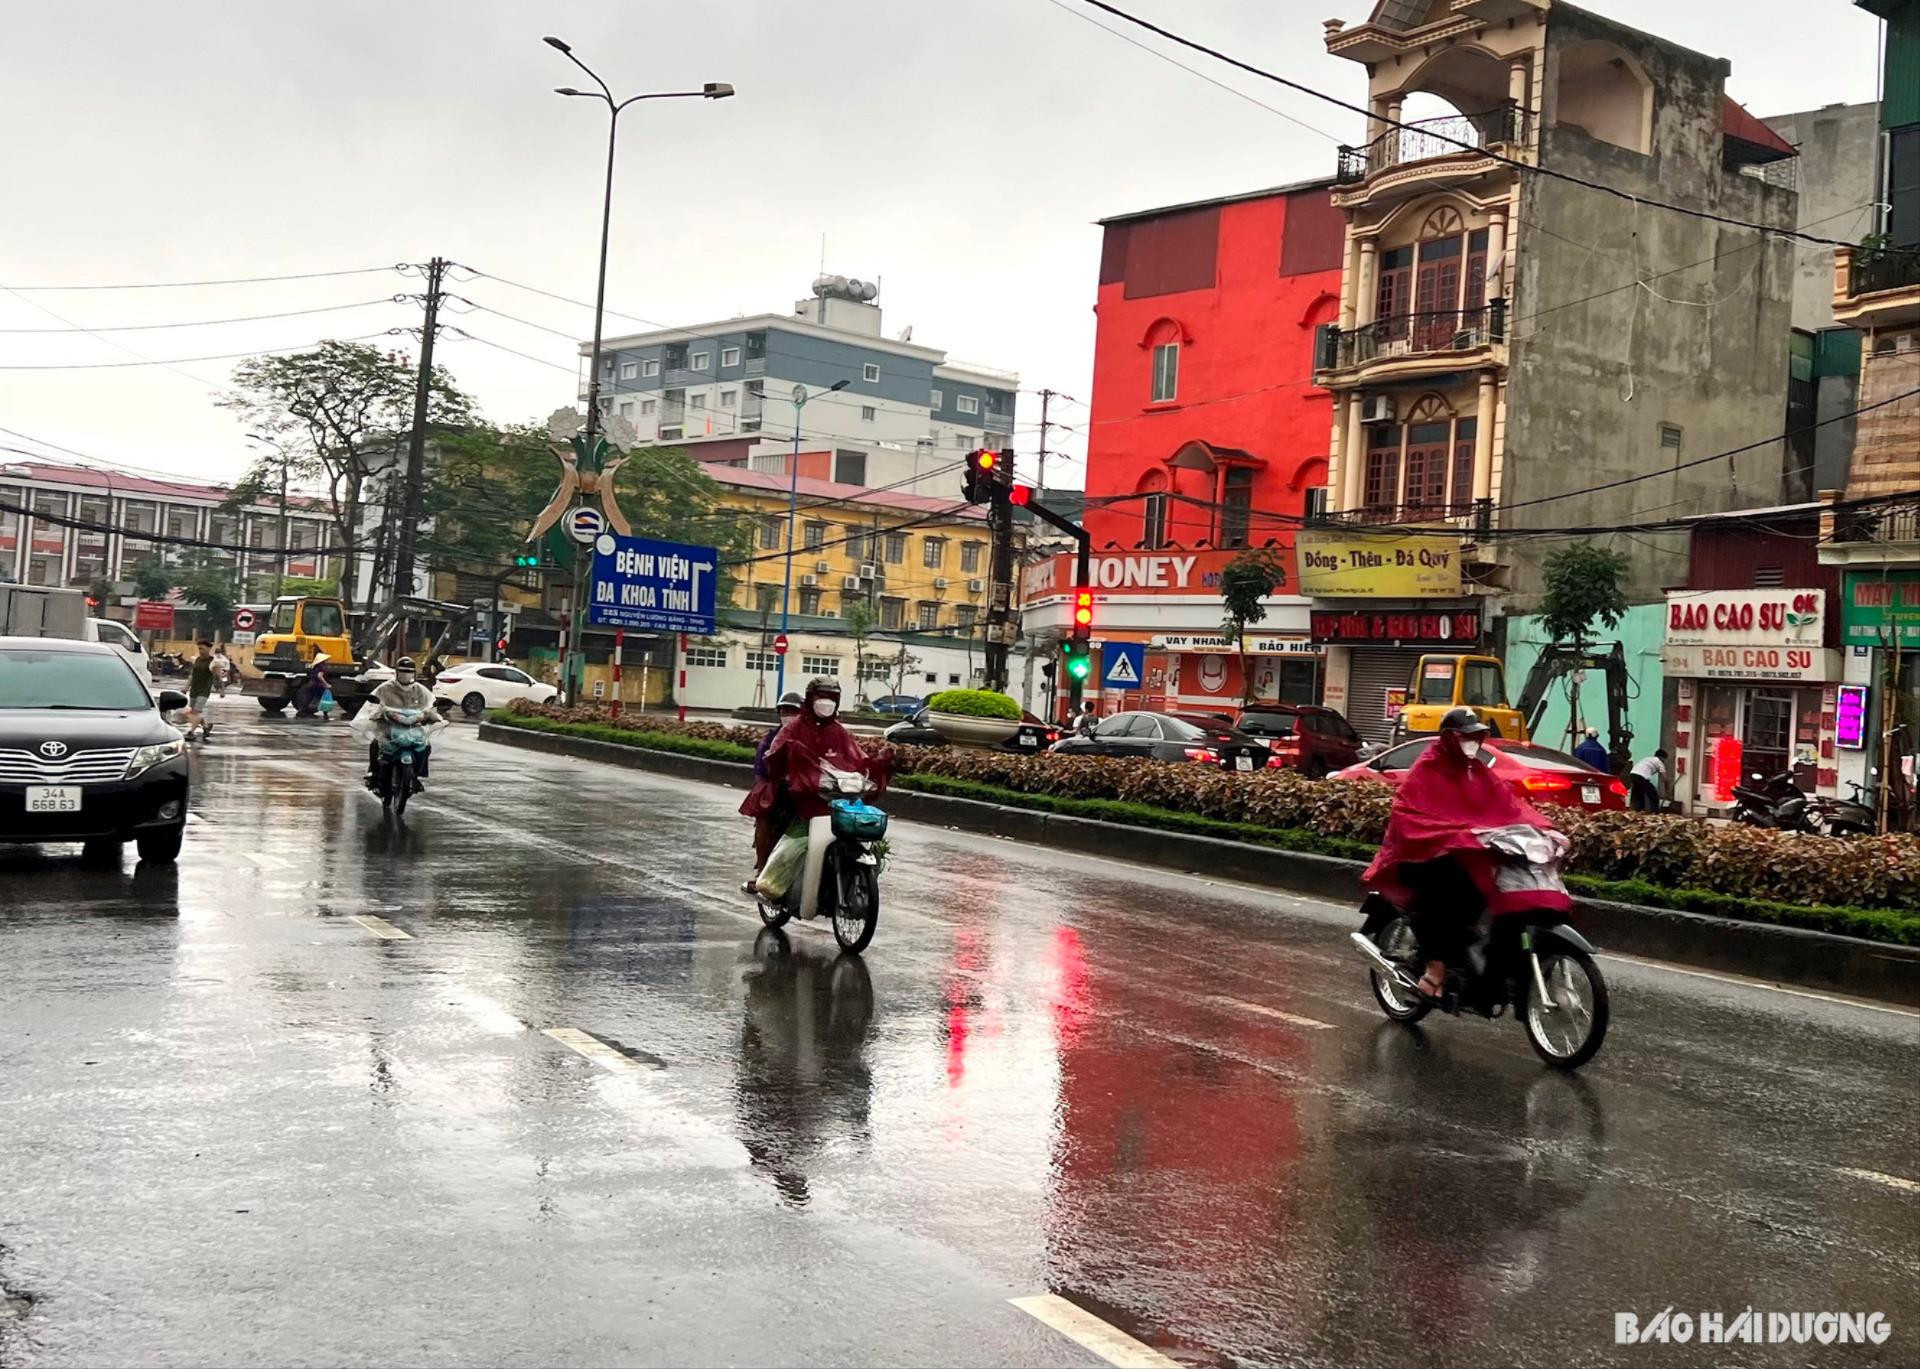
[1102,640,1144,691]
[588,534,718,634]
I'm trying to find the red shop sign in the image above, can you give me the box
[1310,608,1481,646]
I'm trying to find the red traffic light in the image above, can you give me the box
[1009,483,1032,506]
[1072,589,1094,630]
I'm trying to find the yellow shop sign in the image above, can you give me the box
[1296,532,1462,599]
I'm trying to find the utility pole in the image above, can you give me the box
[1035,388,1054,493]
[392,254,447,646]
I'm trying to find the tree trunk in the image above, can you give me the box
[336,474,361,617]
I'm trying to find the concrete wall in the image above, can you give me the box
[1501,6,1798,608]
[1503,604,1667,762]
[1761,102,1881,332]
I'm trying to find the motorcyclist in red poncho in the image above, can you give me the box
[1363,707,1566,1001]
[751,675,889,828]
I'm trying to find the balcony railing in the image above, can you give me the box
[1849,247,1920,298]
[1336,104,1528,184]
[1317,302,1505,372]
[1341,498,1495,537]
[1836,501,1920,545]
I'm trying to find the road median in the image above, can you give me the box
[480,718,1920,1007]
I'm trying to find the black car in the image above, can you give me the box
[883,708,1061,753]
[0,637,191,863]
[1050,710,1272,770]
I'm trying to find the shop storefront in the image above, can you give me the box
[1661,589,1840,813]
[1838,569,1920,800]
[1312,605,1486,744]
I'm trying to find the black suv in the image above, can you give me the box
[0,637,190,863]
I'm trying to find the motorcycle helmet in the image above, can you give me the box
[777,691,804,714]
[1438,706,1491,738]
[394,656,417,683]
[804,678,842,721]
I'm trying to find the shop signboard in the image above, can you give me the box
[1022,548,1295,603]
[1835,684,1868,750]
[1841,570,1920,649]
[1309,607,1481,646]
[1148,632,1323,655]
[1665,589,1824,647]
[1659,645,1840,683]
[1296,532,1461,599]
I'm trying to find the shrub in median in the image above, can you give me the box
[923,688,1022,720]
[495,700,1920,919]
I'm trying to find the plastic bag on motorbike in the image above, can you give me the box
[755,824,809,900]
[829,797,888,841]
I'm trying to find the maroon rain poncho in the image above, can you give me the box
[748,682,890,822]
[1363,728,1567,916]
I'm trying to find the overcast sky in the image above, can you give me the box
[0,0,1886,490]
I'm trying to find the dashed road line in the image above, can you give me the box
[1836,1166,1920,1194]
[350,914,411,940]
[543,1026,659,1073]
[1010,1294,1178,1369]
[1210,995,1336,1030]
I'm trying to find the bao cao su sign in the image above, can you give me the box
[1662,589,1836,683]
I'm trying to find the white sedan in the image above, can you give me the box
[432,662,558,718]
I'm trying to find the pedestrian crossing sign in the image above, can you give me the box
[1102,641,1144,690]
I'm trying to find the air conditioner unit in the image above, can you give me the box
[814,560,830,574]
[801,574,817,587]
[842,575,861,590]
[1361,395,1395,424]
[859,563,877,579]
[933,577,950,590]
[968,578,984,593]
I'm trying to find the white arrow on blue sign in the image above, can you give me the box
[587,534,719,634]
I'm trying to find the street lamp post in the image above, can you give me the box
[544,36,733,703]
[773,379,849,701]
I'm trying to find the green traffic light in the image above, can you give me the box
[1066,655,1092,681]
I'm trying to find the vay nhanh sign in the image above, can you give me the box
[588,534,717,634]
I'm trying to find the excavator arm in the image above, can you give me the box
[1516,641,1635,767]
[352,595,479,664]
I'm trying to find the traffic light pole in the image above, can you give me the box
[1011,492,1091,712]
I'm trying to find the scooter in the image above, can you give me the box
[1730,771,1810,831]
[754,765,888,954]
[1351,824,1611,1070]
[1809,780,1878,838]
[366,706,445,816]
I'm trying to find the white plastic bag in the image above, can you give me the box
[755,824,809,900]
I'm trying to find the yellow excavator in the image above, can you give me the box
[1391,645,1635,768]
[250,593,477,717]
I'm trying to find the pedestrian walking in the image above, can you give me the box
[185,639,218,740]
[1628,748,1668,812]
[212,644,235,697]
[1573,727,1610,772]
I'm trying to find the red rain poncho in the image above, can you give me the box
[1363,728,1567,915]
[749,685,890,821]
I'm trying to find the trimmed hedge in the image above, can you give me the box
[494,701,1920,935]
[923,688,1022,720]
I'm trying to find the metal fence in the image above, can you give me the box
[1336,104,1528,184]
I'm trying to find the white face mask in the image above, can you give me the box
[812,698,837,719]
[1460,739,1483,762]
[396,672,415,686]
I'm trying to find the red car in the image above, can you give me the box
[1330,736,1629,811]
[1230,703,1366,778]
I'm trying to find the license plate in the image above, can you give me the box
[27,786,81,813]
[1581,785,1601,805]
[1019,733,1037,747]
[1235,755,1254,772]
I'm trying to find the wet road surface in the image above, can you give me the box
[3,698,1917,1367]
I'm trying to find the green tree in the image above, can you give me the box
[128,559,173,601]
[1219,548,1289,703]
[842,597,878,703]
[173,557,238,634]
[221,341,474,615]
[280,576,339,598]
[1539,540,1631,748]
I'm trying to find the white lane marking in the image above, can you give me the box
[242,851,291,870]
[1601,953,1920,1019]
[1010,1295,1178,1369]
[543,1026,658,1073]
[1836,1166,1920,1194]
[1210,995,1335,1030]
[350,914,411,940]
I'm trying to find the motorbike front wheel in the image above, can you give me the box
[394,758,413,816]
[1368,915,1431,1024]
[1523,947,1609,1070]
[831,852,879,955]
[756,894,792,929]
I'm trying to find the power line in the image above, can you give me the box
[0,265,403,292]
[0,329,404,370]
[1066,0,1907,256]
[0,296,405,335]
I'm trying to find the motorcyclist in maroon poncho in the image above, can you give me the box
[1363,707,1566,1000]
[756,677,889,825]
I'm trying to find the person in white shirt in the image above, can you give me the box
[1629,749,1668,812]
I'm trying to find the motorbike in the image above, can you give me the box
[1730,770,1810,831]
[754,765,888,955]
[1351,824,1611,1070]
[1809,780,1878,838]
[363,705,444,816]
[150,651,191,678]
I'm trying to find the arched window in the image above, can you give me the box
[1135,469,1170,549]
[1373,203,1493,347]
[1361,391,1479,521]
[1143,318,1184,404]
